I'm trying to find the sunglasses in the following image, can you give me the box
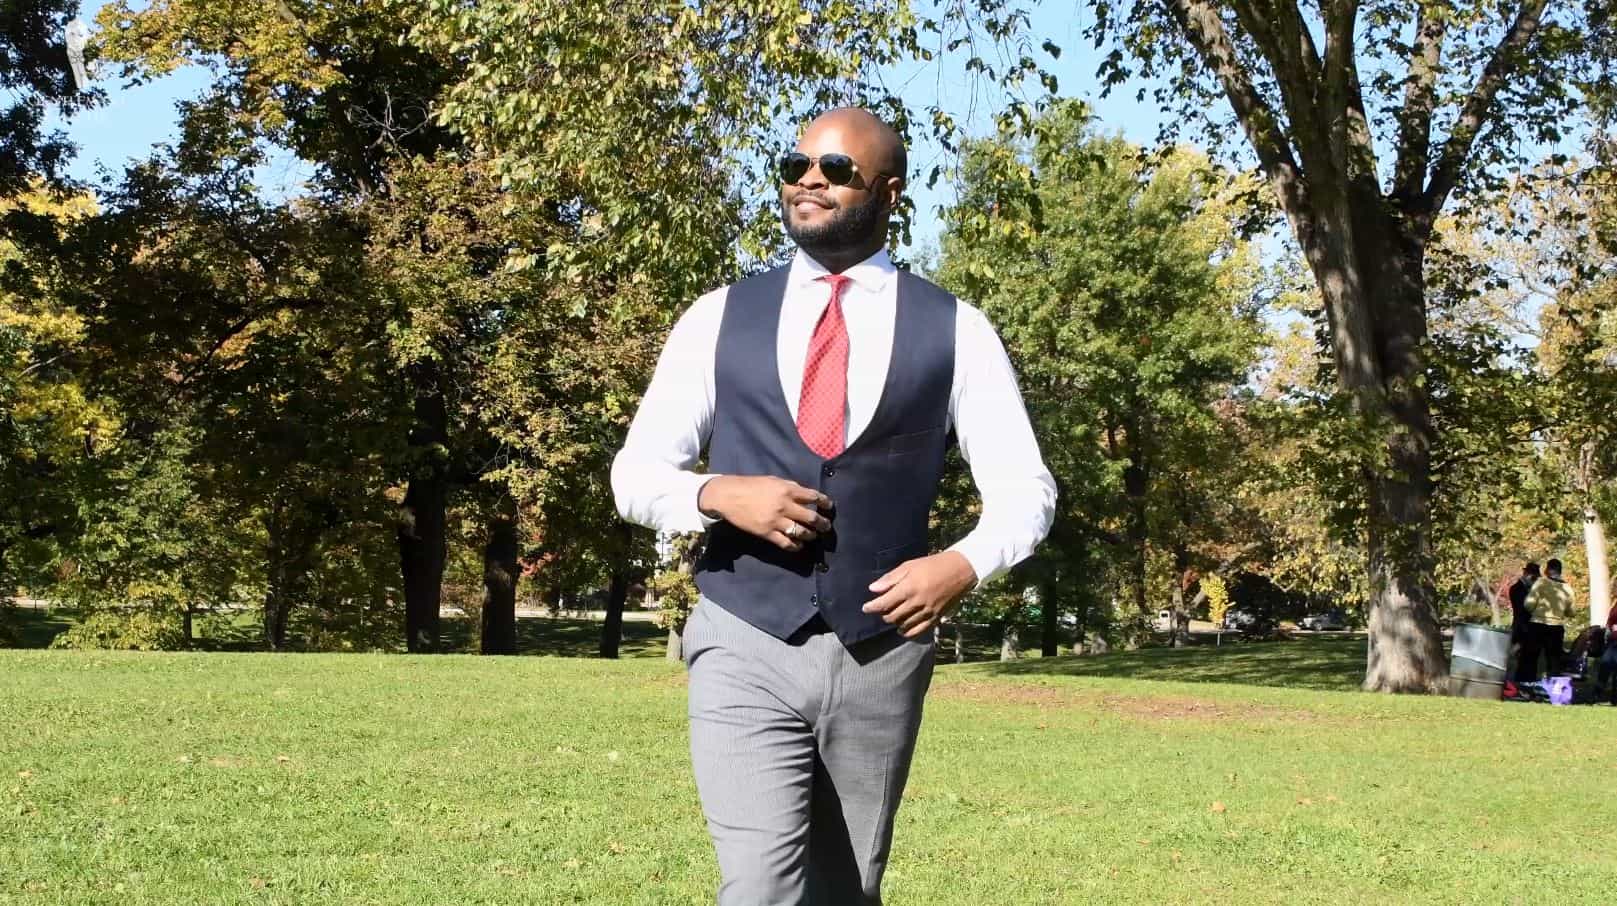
[778,151,890,188]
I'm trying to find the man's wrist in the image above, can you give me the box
[940,550,979,597]
[697,475,728,523]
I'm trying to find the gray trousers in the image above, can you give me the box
[683,597,936,906]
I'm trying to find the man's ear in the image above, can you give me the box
[883,176,906,213]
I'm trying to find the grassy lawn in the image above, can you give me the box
[2,640,1612,904]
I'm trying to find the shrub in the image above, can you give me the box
[649,569,698,632]
[49,609,187,651]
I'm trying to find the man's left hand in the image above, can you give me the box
[862,551,978,639]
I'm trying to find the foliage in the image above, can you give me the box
[1203,573,1230,627]
[933,98,1264,635]
[0,188,116,600]
[649,568,699,633]
[47,608,187,651]
[1077,0,1600,691]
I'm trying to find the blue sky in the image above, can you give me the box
[59,2,1167,256]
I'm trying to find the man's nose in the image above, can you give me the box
[796,158,829,189]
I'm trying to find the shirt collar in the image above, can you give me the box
[789,248,895,294]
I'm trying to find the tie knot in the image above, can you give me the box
[820,273,851,298]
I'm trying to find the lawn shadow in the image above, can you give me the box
[441,614,670,658]
[975,636,1368,692]
[3,606,74,648]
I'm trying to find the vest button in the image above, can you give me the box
[810,594,819,605]
[822,465,836,477]
[817,562,829,573]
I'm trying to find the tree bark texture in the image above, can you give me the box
[398,361,449,654]
[479,495,519,655]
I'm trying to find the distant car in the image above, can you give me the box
[1299,609,1349,631]
[1220,608,1259,632]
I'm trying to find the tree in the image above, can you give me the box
[0,0,92,198]
[98,0,465,652]
[934,99,1264,650]
[1084,0,1595,690]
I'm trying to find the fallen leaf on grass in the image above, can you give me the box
[1210,801,1226,813]
[177,755,192,764]
[17,770,32,779]
[1296,797,1313,806]
[275,755,291,764]
[248,877,267,890]
[564,858,581,870]
[608,841,626,855]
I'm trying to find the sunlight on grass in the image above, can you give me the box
[3,648,1612,904]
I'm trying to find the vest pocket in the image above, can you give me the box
[876,540,931,570]
[887,426,944,457]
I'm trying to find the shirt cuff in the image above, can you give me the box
[946,534,1000,591]
[695,474,723,530]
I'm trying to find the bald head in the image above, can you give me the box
[782,107,906,270]
[802,107,906,180]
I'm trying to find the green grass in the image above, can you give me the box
[2,642,1612,905]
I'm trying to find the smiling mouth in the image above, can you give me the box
[791,195,833,211]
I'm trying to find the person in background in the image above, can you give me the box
[1508,562,1541,683]
[1523,558,1577,678]
[1600,606,1617,704]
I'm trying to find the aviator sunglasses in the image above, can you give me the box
[777,151,891,188]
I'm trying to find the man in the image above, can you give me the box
[612,108,1055,904]
[1523,558,1577,678]
[1508,561,1541,682]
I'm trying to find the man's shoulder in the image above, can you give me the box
[710,265,793,305]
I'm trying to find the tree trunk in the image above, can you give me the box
[479,495,519,655]
[665,627,682,661]
[261,500,310,652]
[398,362,449,654]
[600,568,629,659]
[1170,545,1190,648]
[1125,457,1149,616]
[999,619,1020,662]
[1586,507,1611,628]
[1040,577,1060,657]
[1302,199,1446,693]
[1350,227,1447,693]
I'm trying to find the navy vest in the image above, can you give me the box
[695,265,957,646]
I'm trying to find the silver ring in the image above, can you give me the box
[786,524,803,540]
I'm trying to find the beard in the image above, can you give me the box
[782,190,885,259]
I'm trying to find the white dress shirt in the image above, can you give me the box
[611,249,1056,587]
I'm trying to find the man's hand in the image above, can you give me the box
[698,475,832,552]
[862,551,977,639]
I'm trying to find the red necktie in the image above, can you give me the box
[797,274,850,459]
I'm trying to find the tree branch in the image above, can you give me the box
[1165,0,1314,229]
[1227,0,1328,158]
[1393,0,1450,202]
[1422,0,1551,218]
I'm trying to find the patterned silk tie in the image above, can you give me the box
[797,274,851,458]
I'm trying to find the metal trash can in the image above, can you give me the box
[1449,624,1511,700]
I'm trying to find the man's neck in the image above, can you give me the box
[804,239,885,275]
